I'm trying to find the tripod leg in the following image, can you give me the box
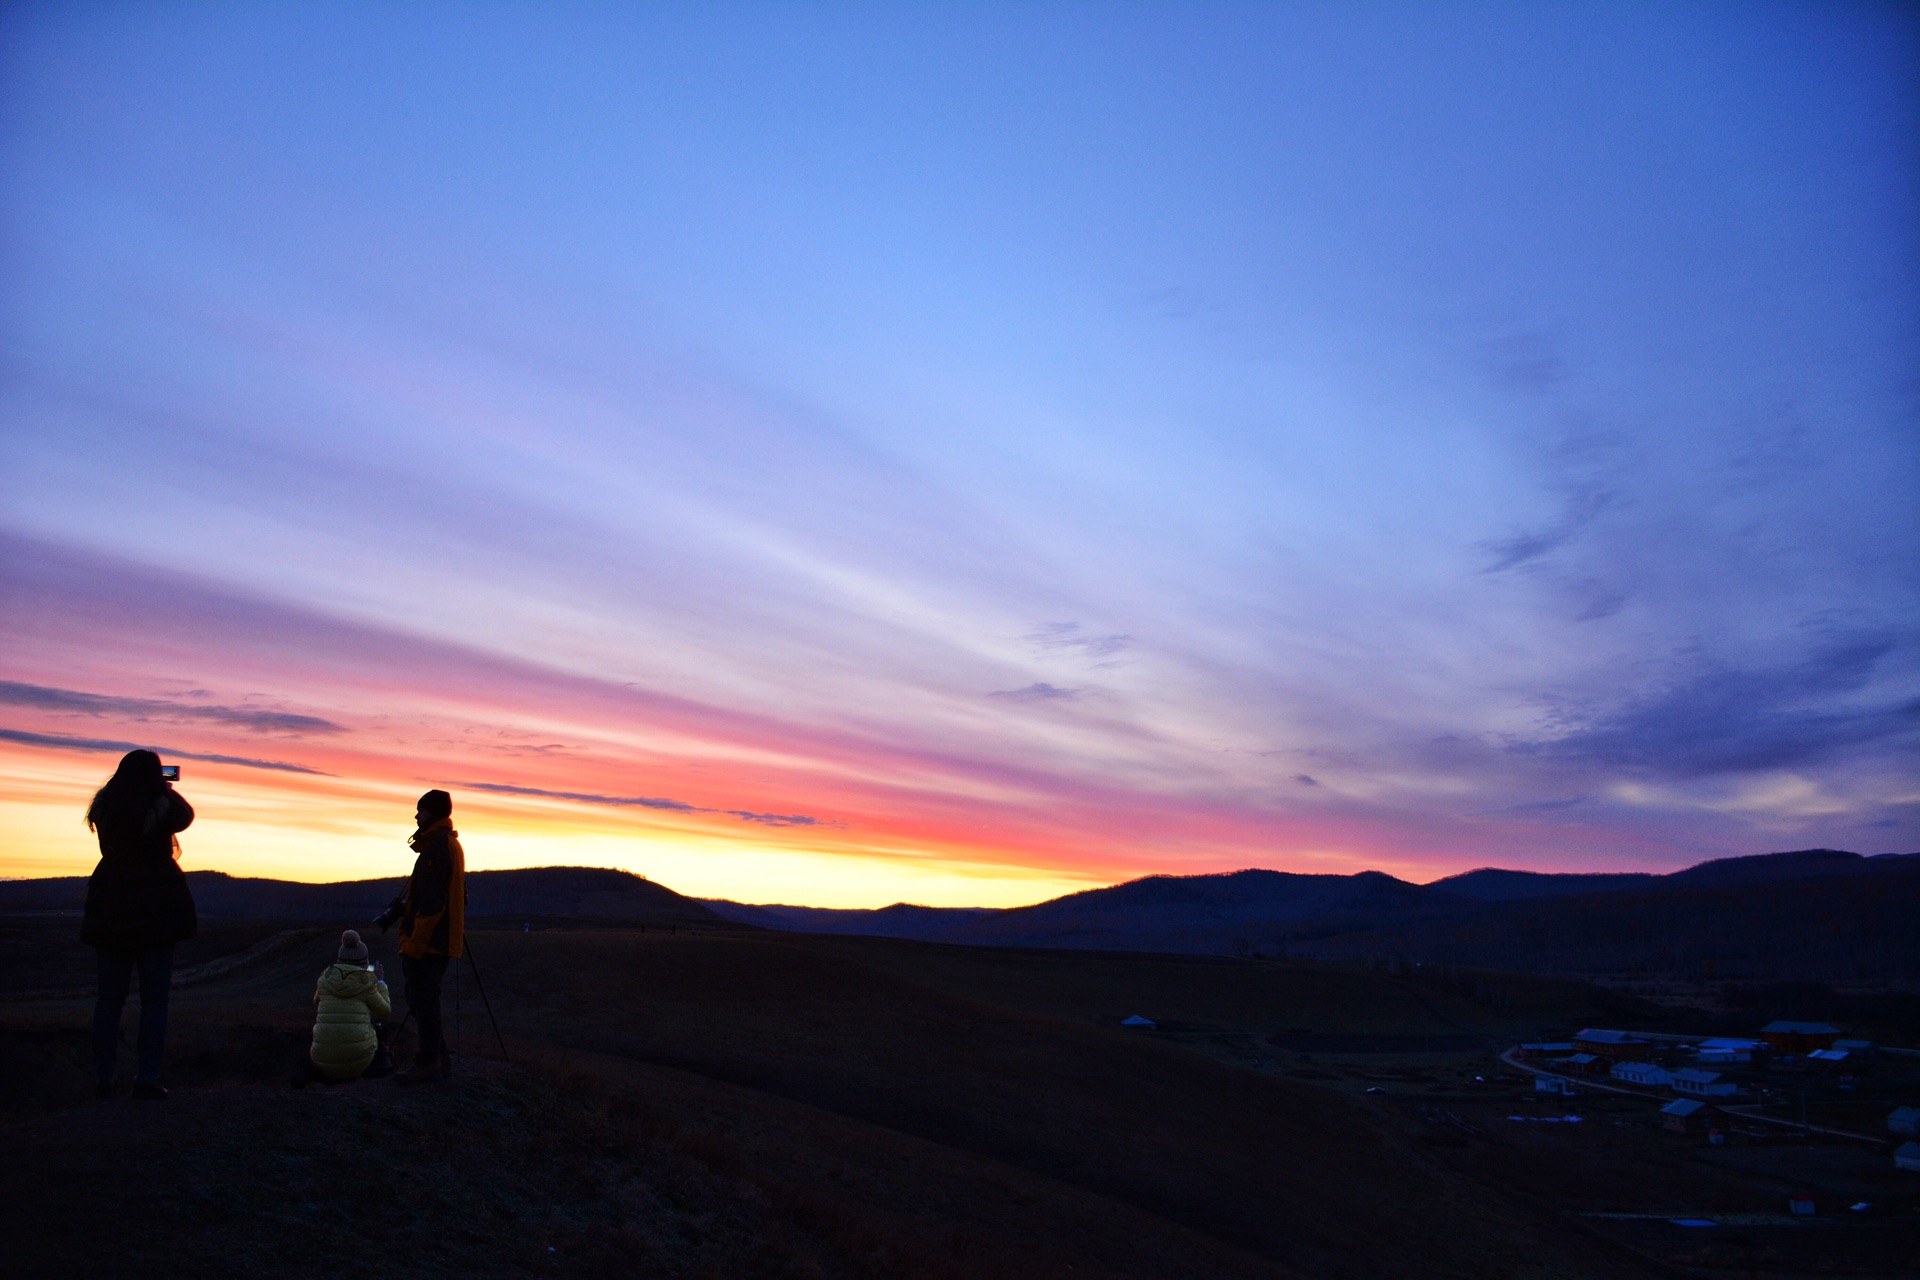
[462,940,511,1064]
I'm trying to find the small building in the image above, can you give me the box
[1661,1098,1708,1133]
[1760,1021,1840,1053]
[1574,1028,1649,1061]
[1788,1192,1815,1215]
[1833,1038,1875,1056]
[1807,1048,1852,1069]
[1534,1074,1570,1095]
[1896,1141,1920,1174]
[1612,1061,1672,1089]
[1671,1068,1738,1099]
[1695,1037,1761,1064]
[1120,1015,1156,1029]
[1888,1106,1920,1136]
[1564,1052,1603,1075]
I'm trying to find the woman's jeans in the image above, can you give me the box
[93,945,174,1086]
[402,953,450,1063]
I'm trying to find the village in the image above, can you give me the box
[1510,1021,1920,1171]
[1166,1004,1920,1275]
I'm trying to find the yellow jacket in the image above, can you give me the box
[309,962,392,1080]
[398,819,465,959]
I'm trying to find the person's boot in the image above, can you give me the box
[391,1057,443,1085]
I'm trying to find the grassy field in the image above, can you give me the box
[2,918,1907,1278]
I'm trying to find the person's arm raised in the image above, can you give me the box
[163,791,194,833]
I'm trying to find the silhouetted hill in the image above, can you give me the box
[1431,867,1655,900]
[15,849,1913,978]
[701,848,1920,981]
[0,866,719,926]
[941,868,1440,953]
[0,918,1666,1279]
[699,900,996,940]
[1662,847,1904,887]
[1294,853,1920,981]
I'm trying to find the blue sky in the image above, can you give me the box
[1,3,1914,900]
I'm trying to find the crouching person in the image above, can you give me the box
[308,930,391,1082]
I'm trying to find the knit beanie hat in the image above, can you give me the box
[337,929,370,963]
[417,789,452,822]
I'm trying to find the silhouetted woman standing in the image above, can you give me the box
[84,749,196,1099]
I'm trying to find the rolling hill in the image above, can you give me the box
[0,865,719,927]
[0,916,1660,1279]
[9,849,1914,981]
[707,849,1920,982]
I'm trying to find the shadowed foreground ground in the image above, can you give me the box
[1,923,1658,1279]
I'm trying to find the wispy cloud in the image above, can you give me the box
[1025,623,1132,662]
[991,683,1079,701]
[1480,331,1566,392]
[1495,797,1585,814]
[723,809,824,827]
[1477,487,1614,574]
[0,727,330,774]
[0,681,343,735]
[1519,638,1918,777]
[459,781,822,826]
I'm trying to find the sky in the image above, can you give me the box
[1,2,1915,906]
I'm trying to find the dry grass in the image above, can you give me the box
[0,922,1663,1279]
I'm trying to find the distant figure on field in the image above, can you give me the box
[378,788,465,1084]
[83,749,196,1101]
[307,930,391,1082]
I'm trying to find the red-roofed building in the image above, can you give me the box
[1573,1029,1648,1061]
[1760,1021,1840,1053]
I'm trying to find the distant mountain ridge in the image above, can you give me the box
[1428,867,1657,901]
[7,849,1913,980]
[704,901,999,939]
[0,865,719,925]
[705,848,1920,980]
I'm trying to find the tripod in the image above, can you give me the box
[462,937,511,1063]
[386,942,509,1067]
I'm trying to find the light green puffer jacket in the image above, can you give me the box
[310,962,391,1080]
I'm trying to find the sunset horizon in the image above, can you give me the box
[4,4,1914,909]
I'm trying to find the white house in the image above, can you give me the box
[1671,1068,1738,1098]
[1534,1074,1570,1095]
[1611,1061,1672,1088]
[1888,1106,1920,1136]
[1695,1037,1760,1065]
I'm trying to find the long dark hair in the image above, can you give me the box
[87,749,166,834]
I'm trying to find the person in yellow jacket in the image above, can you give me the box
[381,789,465,1084]
[308,929,391,1081]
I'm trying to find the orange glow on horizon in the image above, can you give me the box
[0,537,1716,904]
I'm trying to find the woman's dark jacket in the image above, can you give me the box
[82,791,197,950]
